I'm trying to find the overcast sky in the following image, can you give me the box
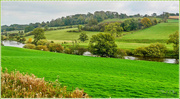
[1,1,179,26]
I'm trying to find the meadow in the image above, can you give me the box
[24,19,178,51]
[1,46,179,98]
[118,20,179,42]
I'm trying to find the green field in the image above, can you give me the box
[119,20,178,41]
[1,46,179,98]
[26,28,102,41]
[24,19,178,50]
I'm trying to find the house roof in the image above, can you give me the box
[168,16,179,19]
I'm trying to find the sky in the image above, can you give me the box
[1,1,179,26]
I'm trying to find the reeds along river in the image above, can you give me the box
[2,40,179,64]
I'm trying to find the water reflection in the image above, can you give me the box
[2,41,179,64]
[124,56,179,64]
[2,40,25,48]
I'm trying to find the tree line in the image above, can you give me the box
[1,11,177,33]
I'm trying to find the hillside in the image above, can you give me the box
[1,46,179,98]
[118,19,179,43]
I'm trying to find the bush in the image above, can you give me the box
[37,39,48,45]
[36,45,48,51]
[64,48,73,54]
[76,47,87,55]
[47,43,57,52]
[115,49,127,58]
[27,38,33,43]
[56,44,64,53]
[145,43,167,57]
[47,43,64,53]
[23,44,36,49]
[125,49,133,56]
[133,43,167,57]
[1,68,89,98]
[133,47,147,57]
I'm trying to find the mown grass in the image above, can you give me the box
[1,46,179,98]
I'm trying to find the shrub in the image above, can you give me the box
[125,49,133,56]
[133,47,147,57]
[56,44,64,53]
[23,44,36,49]
[47,43,57,52]
[76,47,87,55]
[27,38,33,43]
[47,43,64,53]
[145,43,167,57]
[36,45,48,51]
[1,68,89,98]
[37,39,48,45]
[134,43,167,57]
[115,49,127,58]
[64,48,73,54]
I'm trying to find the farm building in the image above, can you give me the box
[168,16,179,19]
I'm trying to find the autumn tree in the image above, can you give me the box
[141,17,152,28]
[27,38,33,43]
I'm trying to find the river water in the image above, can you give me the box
[2,40,179,64]
[2,40,25,48]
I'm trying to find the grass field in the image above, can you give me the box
[25,19,178,50]
[1,46,179,98]
[119,21,178,41]
[25,28,102,41]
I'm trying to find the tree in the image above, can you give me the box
[87,18,98,26]
[78,25,82,32]
[129,19,139,30]
[27,38,33,43]
[44,25,48,31]
[167,31,179,58]
[24,26,35,33]
[32,28,46,45]
[152,18,158,25]
[88,33,117,57]
[78,33,88,42]
[105,22,123,37]
[141,17,152,28]
[122,19,131,31]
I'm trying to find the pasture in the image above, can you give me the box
[25,19,178,50]
[1,46,179,98]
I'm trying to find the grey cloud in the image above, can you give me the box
[1,1,179,25]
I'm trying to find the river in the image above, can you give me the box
[2,40,179,64]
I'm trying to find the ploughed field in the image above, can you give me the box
[1,46,179,98]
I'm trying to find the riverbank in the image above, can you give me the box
[1,40,178,64]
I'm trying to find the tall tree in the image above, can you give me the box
[32,28,46,45]
[167,31,179,58]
